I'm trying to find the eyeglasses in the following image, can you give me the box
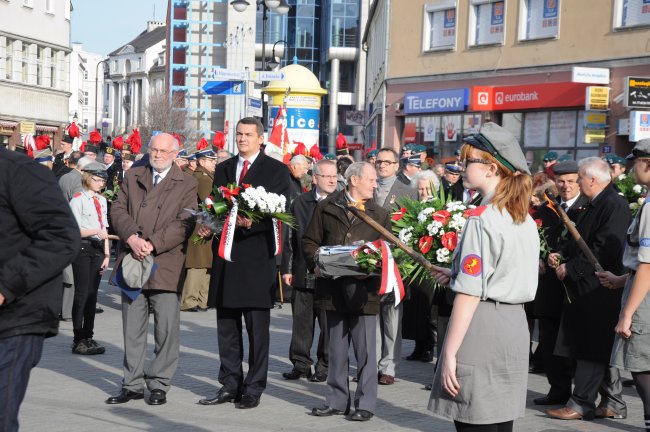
[374,159,397,166]
[460,158,492,169]
[149,148,176,155]
[91,177,106,183]
[315,174,337,180]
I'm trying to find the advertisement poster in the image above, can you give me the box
[424,122,437,142]
[523,112,548,147]
[491,2,504,25]
[442,115,460,142]
[543,0,558,18]
[463,114,481,135]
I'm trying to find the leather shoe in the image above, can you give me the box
[420,351,434,363]
[534,395,568,406]
[350,409,373,421]
[199,388,241,405]
[148,389,166,406]
[595,407,626,419]
[405,350,423,361]
[378,374,395,385]
[311,406,347,416]
[105,388,144,404]
[546,406,594,420]
[282,369,311,380]
[310,371,327,382]
[235,394,260,409]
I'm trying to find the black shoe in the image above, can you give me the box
[282,368,311,380]
[424,384,433,391]
[105,388,144,404]
[310,371,327,382]
[312,406,347,416]
[534,395,568,406]
[96,307,104,314]
[350,409,373,421]
[148,389,167,405]
[72,339,104,355]
[235,394,260,409]
[622,378,635,387]
[529,364,545,373]
[199,388,241,405]
[87,339,106,354]
[420,351,434,362]
[405,350,424,361]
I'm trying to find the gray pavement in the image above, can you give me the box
[20,273,645,431]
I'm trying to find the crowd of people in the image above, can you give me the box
[0,117,648,432]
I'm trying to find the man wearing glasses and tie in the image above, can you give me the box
[107,133,198,407]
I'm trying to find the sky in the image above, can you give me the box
[71,0,168,56]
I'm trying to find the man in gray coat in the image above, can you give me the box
[107,133,197,406]
[373,148,418,385]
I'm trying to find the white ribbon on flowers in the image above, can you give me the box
[218,199,239,262]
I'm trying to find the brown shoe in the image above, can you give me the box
[595,407,626,419]
[546,406,594,421]
[378,374,395,385]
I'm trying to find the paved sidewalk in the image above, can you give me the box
[20,276,644,431]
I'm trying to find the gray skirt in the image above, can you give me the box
[610,272,650,372]
[428,301,529,424]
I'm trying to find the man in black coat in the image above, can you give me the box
[200,118,290,409]
[280,159,338,382]
[0,147,81,431]
[440,162,464,201]
[546,157,630,421]
[52,134,75,178]
[533,161,589,406]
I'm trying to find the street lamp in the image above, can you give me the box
[266,40,288,70]
[95,59,108,131]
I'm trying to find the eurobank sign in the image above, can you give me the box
[470,82,589,111]
[404,88,469,114]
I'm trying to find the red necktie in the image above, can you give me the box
[92,195,104,229]
[239,160,250,185]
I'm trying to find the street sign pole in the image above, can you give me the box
[244,66,249,118]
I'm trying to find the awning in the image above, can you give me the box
[0,120,18,128]
[36,125,60,133]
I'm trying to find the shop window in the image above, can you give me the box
[502,113,523,142]
[549,111,577,147]
[614,0,650,29]
[469,0,505,47]
[518,0,560,41]
[523,112,548,148]
[422,1,457,52]
[403,114,483,160]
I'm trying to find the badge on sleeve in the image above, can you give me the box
[461,254,482,277]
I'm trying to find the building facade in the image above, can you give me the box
[364,0,650,169]
[105,21,166,137]
[0,0,72,149]
[69,43,105,136]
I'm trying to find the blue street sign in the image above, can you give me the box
[202,81,245,95]
[602,145,612,154]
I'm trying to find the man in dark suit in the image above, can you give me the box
[396,155,422,185]
[546,157,630,421]
[373,148,418,385]
[440,162,464,201]
[200,117,290,409]
[0,147,80,431]
[280,159,338,382]
[304,162,391,422]
[533,161,588,406]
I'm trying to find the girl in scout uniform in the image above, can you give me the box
[69,164,110,355]
[599,139,650,432]
[428,123,540,432]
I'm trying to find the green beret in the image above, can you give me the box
[542,151,558,162]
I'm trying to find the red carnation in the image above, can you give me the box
[441,232,458,251]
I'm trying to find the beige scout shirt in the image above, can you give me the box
[69,190,108,240]
[623,197,650,270]
[450,204,540,304]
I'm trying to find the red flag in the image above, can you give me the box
[268,107,290,153]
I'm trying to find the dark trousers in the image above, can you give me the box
[71,245,103,342]
[454,420,513,432]
[289,288,328,374]
[0,335,44,432]
[568,359,627,416]
[539,316,574,400]
[326,311,377,413]
[217,307,270,398]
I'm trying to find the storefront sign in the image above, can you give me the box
[586,86,610,111]
[625,76,650,108]
[404,89,469,114]
[470,82,588,111]
[584,112,607,129]
[403,121,417,143]
[572,67,610,85]
[584,129,606,144]
[0,127,13,135]
[630,111,650,142]
[19,121,35,135]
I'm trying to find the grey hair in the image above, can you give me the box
[344,161,373,183]
[290,155,310,166]
[149,133,180,150]
[312,159,336,175]
[578,157,611,184]
[411,169,440,191]
[76,156,94,170]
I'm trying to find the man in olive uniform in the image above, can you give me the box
[182,148,218,312]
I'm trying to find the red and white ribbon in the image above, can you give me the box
[218,200,239,262]
[272,218,282,256]
[365,240,405,306]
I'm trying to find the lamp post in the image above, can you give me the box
[230,0,290,129]
[94,59,108,131]
[266,40,288,70]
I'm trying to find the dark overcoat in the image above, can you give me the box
[280,189,318,289]
[208,152,291,309]
[555,185,631,363]
[110,163,198,293]
[302,189,391,315]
